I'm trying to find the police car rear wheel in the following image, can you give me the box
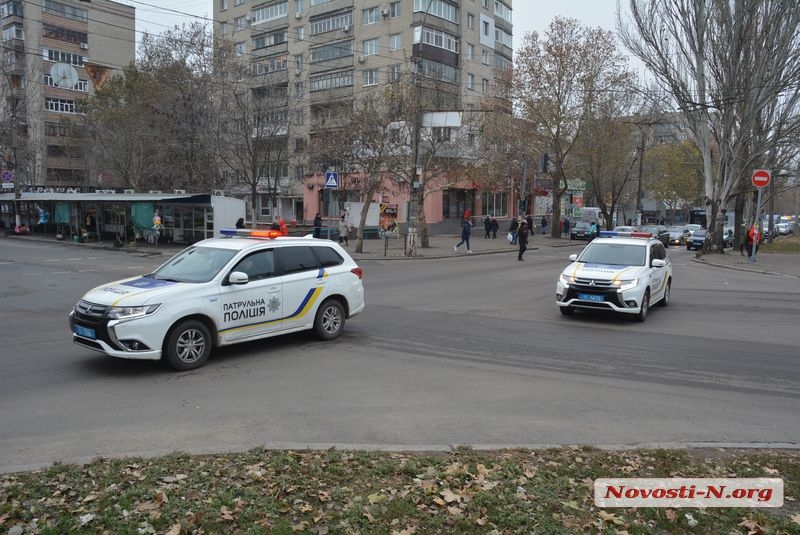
[164,320,211,371]
[314,299,344,340]
[634,290,649,323]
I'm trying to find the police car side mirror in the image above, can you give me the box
[228,271,249,285]
[651,259,666,268]
[568,254,578,262]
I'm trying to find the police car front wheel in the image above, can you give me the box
[164,319,212,371]
[314,299,345,340]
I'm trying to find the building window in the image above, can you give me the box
[466,73,474,90]
[45,121,69,136]
[389,33,401,51]
[43,49,85,66]
[363,7,378,25]
[467,13,474,29]
[413,0,458,24]
[431,127,451,142]
[219,22,228,35]
[310,0,333,5]
[483,20,490,37]
[294,54,304,69]
[294,109,304,124]
[481,192,507,217]
[389,1,401,18]
[43,0,88,22]
[481,0,488,8]
[253,54,288,74]
[466,43,474,60]
[234,16,247,30]
[294,81,304,97]
[414,26,458,54]
[309,70,353,91]
[482,78,489,92]
[235,42,245,55]
[388,64,401,82]
[494,1,512,23]
[362,69,379,86]
[482,49,489,64]
[295,26,304,40]
[44,74,88,91]
[0,2,23,18]
[309,11,352,35]
[253,29,287,49]
[295,138,306,152]
[362,38,378,56]
[45,98,77,113]
[310,41,353,63]
[251,1,288,24]
[3,24,23,41]
[220,0,228,10]
[42,25,88,46]
[295,0,303,14]
[234,0,245,5]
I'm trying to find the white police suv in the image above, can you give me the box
[69,229,365,370]
[555,231,672,322]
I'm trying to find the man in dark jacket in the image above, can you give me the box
[483,215,491,238]
[312,213,322,238]
[454,217,473,253]
[526,215,534,237]
[518,221,529,261]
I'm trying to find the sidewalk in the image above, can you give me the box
[6,232,799,277]
[691,250,800,278]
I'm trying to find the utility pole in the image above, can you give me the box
[635,128,646,225]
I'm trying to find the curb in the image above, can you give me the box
[691,256,800,278]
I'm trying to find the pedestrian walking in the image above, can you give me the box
[235,217,245,229]
[454,216,473,253]
[517,221,529,261]
[338,214,350,246]
[508,218,519,245]
[526,215,534,237]
[563,217,571,238]
[483,215,491,238]
[588,220,598,241]
[312,212,322,239]
[490,217,499,238]
[541,216,548,234]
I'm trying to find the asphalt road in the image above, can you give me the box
[0,238,798,473]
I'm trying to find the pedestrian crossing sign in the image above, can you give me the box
[325,172,339,189]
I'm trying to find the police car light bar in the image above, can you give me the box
[220,228,283,239]
[599,231,653,238]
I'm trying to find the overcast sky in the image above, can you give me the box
[118,0,622,48]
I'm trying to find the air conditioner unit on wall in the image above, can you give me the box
[295,11,302,19]
[342,25,351,33]
[212,189,225,196]
[381,7,389,16]
[104,189,116,194]
[294,68,302,76]
[123,189,134,194]
[149,190,162,194]
[80,43,89,50]
[174,189,186,194]
[357,55,365,63]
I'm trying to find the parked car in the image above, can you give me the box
[687,229,707,250]
[570,221,591,240]
[636,225,671,248]
[776,222,790,236]
[683,224,702,244]
[667,225,685,246]
[722,227,735,248]
[613,226,635,233]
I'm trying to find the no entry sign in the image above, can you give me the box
[752,169,771,188]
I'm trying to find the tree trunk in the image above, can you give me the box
[550,191,562,238]
[354,200,374,254]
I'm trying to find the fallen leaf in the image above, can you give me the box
[79,513,94,525]
[762,467,779,475]
[665,509,677,522]
[219,506,234,521]
[475,517,488,526]
[598,511,626,526]
[440,489,461,503]
[524,467,537,478]
[739,518,766,535]
[790,513,800,525]
[447,506,462,516]
[367,493,385,504]
[432,497,446,506]
[164,523,181,535]
[82,494,99,503]
[137,501,160,512]
[291,521,309,531]
[560,500,581,511]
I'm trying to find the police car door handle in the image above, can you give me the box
[267,286,280,293]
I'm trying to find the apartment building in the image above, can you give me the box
[213,0,513,225]
[1,0,134,190]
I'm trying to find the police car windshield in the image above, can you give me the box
[153,246,238,283]
[578,242,646,266]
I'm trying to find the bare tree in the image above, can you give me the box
[645,141,704,224]
[620,0,800,252]
[215,41,299,227]
[515,17,636,238]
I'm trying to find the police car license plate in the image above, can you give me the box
[75,324,96,340]
[578,293,604,302]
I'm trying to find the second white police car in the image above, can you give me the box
[69,229,365,370]
[555,231,672,322]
